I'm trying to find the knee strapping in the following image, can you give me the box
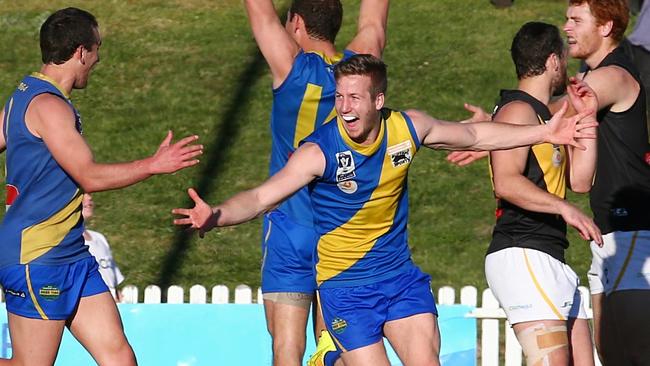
[517,324,569,366]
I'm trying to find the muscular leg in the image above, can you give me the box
[66,292,136,366]
[339,340,390,366]
[0,313,66,366]
[383,313,440,366]
[591,293,605,363]
[264,297,310,366]
[566,318,595,366]
[513,320,570,366]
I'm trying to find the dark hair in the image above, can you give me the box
[511,22,564,79]
[334,54,387,97]
[40,7,99,65]
[569,0,628,42]
[289,0,342,43]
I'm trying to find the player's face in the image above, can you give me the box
[82,193,94,220]
[563,3,602,60]
[75,28,101,89]
[335,74,384,144]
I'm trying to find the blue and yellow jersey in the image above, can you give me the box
[303,109,421,288]
[0,73,90,268]
[270,49,355,227]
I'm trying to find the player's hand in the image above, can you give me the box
[559,202,603,246]
[546,101,597,150]
[459,103,491,124]
[172,188,219,238]
[148,131,203,174]
[446,151,488,166]
[567,77,598,121]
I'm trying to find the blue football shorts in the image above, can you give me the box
[318,266,438,352]
[0,256,109,320]
[261,210,319,294]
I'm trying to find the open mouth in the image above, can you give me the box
[342,115,359,123]
[566,37,577,45]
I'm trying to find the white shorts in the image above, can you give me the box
[485,247,587,324]
[588,230,650,295]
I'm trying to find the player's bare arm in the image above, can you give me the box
[409,101,596,151]
[346,0,389,58]
[28,94,202,193]
[490,102,602,244]
[245,0,300,87]
[582,65,640,112]
[173,142,325,236]
[565,78,598,193]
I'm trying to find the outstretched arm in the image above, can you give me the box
[346,0,389,57]
[172,142,325,237]
[446,103,490,166]
[410,101,596,151]
[244,0,300,87]
[29,94,202,193]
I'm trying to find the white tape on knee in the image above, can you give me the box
[517,323,568,366]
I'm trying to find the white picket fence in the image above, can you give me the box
[117,284,601,366]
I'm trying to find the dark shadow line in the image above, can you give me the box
[155,50,267,299]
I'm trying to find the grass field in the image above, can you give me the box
[0,0,606,298]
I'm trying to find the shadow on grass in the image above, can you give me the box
[155,48,268,299]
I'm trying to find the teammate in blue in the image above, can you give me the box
[173,54,596,365]
[0,8,202,365]
[244,1,388,364]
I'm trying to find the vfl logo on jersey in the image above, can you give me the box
[335,151,356,182]
[39,285,61,301]
[6,184,19,211]
[331,317,348,334]
[387,140,412,167]
[17,82,28,92]
[552,145,563,167]
[337,180,358,194]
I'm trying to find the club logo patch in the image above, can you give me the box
[337,180,358,194]
[387,141,412,167]
[39,285,60,301]
[331,317,348,334]
[335,151,356,182]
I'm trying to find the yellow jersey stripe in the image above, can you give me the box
[31,72,70,99]
[337,115,386,156]
[294,83,323,148]
[523,249,565,320]
[317,113,416,283]
[21,189,83,263]
[612,231,639,292]
[25,265,49,320]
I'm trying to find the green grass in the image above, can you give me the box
[0,0,607,297]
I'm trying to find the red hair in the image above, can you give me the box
[569,0,629,42]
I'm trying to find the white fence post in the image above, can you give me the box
[167,285,184,304]
[211,285,229,304]
[234,284,252,304]
[121,284,139,304]
[481,288,500,366]
[504,320,522,366]
[189,285,207,304]
[144,285,161,304]
[437,286,455,305]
